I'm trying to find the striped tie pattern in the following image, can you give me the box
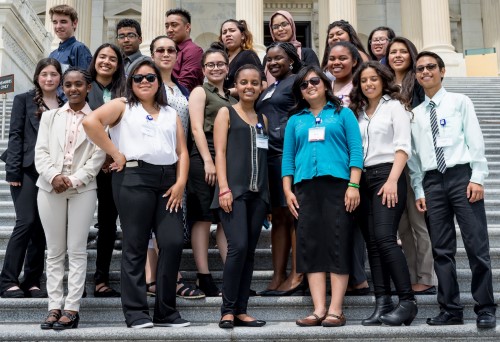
[429,101,447,173]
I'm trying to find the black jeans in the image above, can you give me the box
[0,165,45,293]
[424,164,495,314]
[112,162,184,326]
[358,163,414,301]
[219,192,267,316]
[94,170,119,285]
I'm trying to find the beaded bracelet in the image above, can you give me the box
[218,189,232,197]
[348,182,360,189]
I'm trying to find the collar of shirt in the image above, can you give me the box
[177,38,193,51]
[423,86,446,108]
[124,50,143,64]
[361,94,391,119]
[297,101,335,116]
[60,102,92,115]
[205,82,231,98]
[57,36,77,50]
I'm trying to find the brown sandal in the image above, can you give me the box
[321,312,346,327]
[296,313,327,327]
[40,309,61,330]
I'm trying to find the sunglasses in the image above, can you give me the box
[131,73,157,83]
[154,47,177,55]
[299,77,321,90]
[415,63,438,73]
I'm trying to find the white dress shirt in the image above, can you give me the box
[358,95,412,167]
[407,87,488,199]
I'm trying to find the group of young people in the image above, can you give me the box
[0,3,496,332]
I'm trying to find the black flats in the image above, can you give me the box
[52,311,80,330]
[40,310,61,330]
[219,318,234,329]
[219,315,266,329]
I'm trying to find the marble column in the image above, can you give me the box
[139,0,175,55]
[481,0,500,73]
[45,0,76,52]
[421,0,465,76]
[401,0,423,51]
[318,0,330,64]
[329,0,357,30]
[236,0,265,58]
[74,0,92,48]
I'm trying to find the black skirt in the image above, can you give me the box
[295,176,354,274]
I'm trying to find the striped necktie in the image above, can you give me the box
[429,101,447,173]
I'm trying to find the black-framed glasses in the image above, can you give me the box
[271,21,290,31]
[299,77,321,90]
[131,73,157,83]
[415,63,438,73]
[369,37,390,45]
[154,47,177,55]
[116,33,139,40]
[204,62,227,70]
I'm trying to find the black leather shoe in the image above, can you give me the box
[414,286,437,295]
[52,311,79,330]
[26,287,48,298]
[1,288,24,298]
[426,311,464,325]
[362,295,395,326]
[379,299,418,326]
[219,318,234,329]
[234,316,266,327]
[477,312,496,329]
[40,310,61,330]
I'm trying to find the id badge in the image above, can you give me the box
[141,123,155,136]
[308,127,325,141]
[256,134,269,149]
[436,136,452,147]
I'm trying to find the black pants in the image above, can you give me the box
[358,163,414,300]
[219,192,267,316]
[94,170,119,285]
[112,162,184,326]
[424,164,495,314]
[0,165,45,293]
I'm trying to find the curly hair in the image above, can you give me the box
[219,19,254,51]
[321,20,368,69]
[290,65,342,116]
[265,42,303,75]
[116,18,142,37]
[349,61,408,117]
[33,58,63,118]
[88,43,126,98]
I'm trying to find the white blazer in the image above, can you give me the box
[35,107,105,193]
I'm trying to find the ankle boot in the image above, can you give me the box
[196,273,220,297]
[362,295,395,326]
[379,299,418,326]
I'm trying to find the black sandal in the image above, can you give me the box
[176,278,205,299]
[40,310,61,330]
[146,282,156,297]
[94,284,120,298]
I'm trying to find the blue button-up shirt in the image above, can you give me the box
[49,36,92,72]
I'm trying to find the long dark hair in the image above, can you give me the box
[126,59,167,107]
[290,65,342,116]
[367,26,396,61]
[325,41,363,76]
[33,58,63,118]
[88,43,126,98]
[321,20,367,69]
[349,61,407,117]
[385,37,418,105]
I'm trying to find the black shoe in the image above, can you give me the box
[25,287,48,298]
[153,316,190,327]
[379,299,418,326]
[130,318,154,329]
[40,310,61,330]
[234,316,266,327]
[249,289,257,297]
[94,285,120,298]
[196,273,221,297]
[426,311,464,326]
[270,280,308,296]
[362,295,395,326]
[345,287,370,296]
[1,287,24,298]
[219,317,234,329]
[414,286,437,295]
[477,312,496,329]
[52,311,79,330]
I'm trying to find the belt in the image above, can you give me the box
[125,160,176,169]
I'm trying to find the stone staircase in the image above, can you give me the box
[0,78,499,341]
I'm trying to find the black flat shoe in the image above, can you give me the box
[426,311,463,326]
[94,284,120,298]
[271,280,308,296]
[477,312,496,329]
[414,286,436,295]
[52,311,80,330]
[219,318,234,329]
[26,287,48,298]
[234,316,266,327]
[1,287,24,298]
[40,310,61,330]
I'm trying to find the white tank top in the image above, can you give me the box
[110,103,178,165]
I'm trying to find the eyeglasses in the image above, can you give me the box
[271,21,290,31]
[131,73,157,83]
[415,63,438,73]
[369,37,390,45]
[299,77,321,90]
[204,62,227,70]
[154,47,177,55]
[116,33,139,40]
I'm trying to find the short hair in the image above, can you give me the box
[88,43,126,98]
[325,41,363,76]
[367,26,396,60]
[49,4,78,22]
[116,18,142,37]
[321,20,367,68]
[219,19,254,51]
[290,65,342,116]
[416,51,445,70]
[166,8,191,24]
[126,59,167,107]
[265,42,302,74]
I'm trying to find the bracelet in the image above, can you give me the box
[348,182,360,189]
[218,189,232,197]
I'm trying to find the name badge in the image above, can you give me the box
[436,136,452,147]
[308,127,325,142]
[256,134,269,149]
[141,122,155,136]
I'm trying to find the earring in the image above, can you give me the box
[289,64,293,70]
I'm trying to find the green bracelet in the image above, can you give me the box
[348,182,360,189]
